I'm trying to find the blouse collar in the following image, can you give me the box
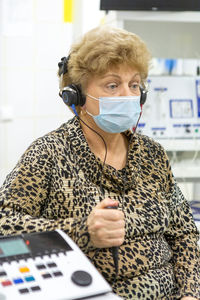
[67,116,142,192]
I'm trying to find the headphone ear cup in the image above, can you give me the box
[140,87,147,105]
[75,85,86,106]
[60,84,86,107]
[61,89,77,106]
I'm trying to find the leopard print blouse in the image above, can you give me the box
[0,117,199,299]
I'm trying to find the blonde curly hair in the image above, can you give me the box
[59,25,152,114]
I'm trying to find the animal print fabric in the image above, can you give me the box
[0,117,199,299]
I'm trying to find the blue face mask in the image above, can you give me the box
[86,94,141,133]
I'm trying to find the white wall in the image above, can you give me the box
[0,0,104,185]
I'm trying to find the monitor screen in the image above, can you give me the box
[100,0,200,11]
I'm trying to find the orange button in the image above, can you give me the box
[19,267,30,273]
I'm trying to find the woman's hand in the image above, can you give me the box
[87,198,125,248]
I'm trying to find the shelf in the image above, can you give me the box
[153,139,200,181]
[107,11,200,23]
[105,11,200,58]
[156,139,200,152]
[172,165,200,181]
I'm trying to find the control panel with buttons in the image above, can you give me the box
[0,230,113,300]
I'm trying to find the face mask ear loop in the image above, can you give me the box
[85,94,100,117]
[86,94,99,101]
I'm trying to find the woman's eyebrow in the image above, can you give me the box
[101,73,141,79]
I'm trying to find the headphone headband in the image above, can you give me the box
[58,56,70,76]
[58,56,86,107]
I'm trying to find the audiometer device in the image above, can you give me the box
[0,229,120,300]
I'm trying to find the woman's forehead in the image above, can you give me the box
[85,64,141,89]
[96,67,141,81]
[106,63,139,74]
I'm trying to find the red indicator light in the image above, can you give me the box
[26,240,30,246]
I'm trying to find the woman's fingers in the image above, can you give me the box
[87,198,125,248]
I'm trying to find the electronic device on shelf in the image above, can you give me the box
[138,76,200,139]
[0,229,120,300]
[100,0,200,11]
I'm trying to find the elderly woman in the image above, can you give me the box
[0,26,199,300]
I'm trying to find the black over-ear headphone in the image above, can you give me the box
[58,56,147,107]
[58,56,86,108]
[140,87,147,105]
[59,84,86,107]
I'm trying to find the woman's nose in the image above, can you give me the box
[120,85,131,96]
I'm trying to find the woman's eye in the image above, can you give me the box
[131,83,140,90]
[107,83,118,90]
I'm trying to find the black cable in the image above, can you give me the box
[197,66,200,76]
[78,112,140,281]
[77,115,107,195]
[58,56,138,279]
[111,244,119,279]
[77,115,119,279]
[133,108,143,134]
